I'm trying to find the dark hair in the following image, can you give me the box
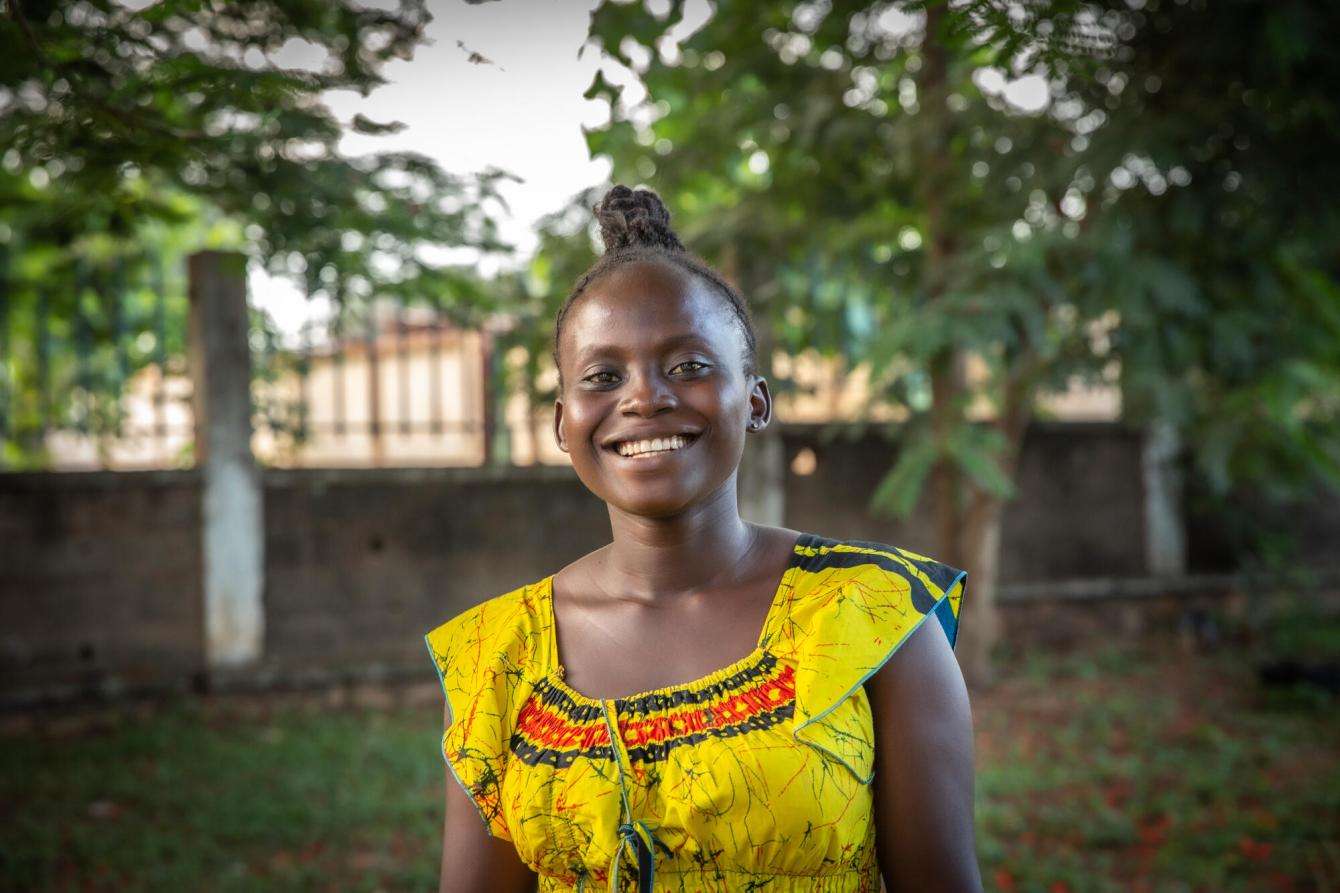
[551,184,758,387]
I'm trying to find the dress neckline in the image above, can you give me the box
[539,531,813,707]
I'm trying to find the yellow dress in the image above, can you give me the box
[423,533,967,892]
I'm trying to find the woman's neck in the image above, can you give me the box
[599,482,760,601]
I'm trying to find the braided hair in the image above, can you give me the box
[551,184,758,388]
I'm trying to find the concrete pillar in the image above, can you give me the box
[480,328,498,466]
[739,427,786,526]
[187,251,265,668]
[1143,416,1187,577]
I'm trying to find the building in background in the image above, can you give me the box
[43,305,1121,470]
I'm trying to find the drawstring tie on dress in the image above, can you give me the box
[599,701,671,892]
[609,819,668,892]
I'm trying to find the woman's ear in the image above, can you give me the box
[553,398,568,452]
[746,374,772,432]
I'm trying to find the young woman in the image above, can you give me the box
[425,185,981,893]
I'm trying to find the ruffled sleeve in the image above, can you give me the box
[785,538,967,785]
[423,583,549,840]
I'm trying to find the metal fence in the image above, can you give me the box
[0,250,193,469]
[0,250,496,471]
[250,298,495,468]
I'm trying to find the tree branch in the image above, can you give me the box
[5,0,49,67]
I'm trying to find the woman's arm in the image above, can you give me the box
[437,702,538,893]
[866,618,983,893]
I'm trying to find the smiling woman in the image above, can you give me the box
[424,185,982,893]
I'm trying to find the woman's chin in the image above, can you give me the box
[607,485,701,520]
[573,456,730,519]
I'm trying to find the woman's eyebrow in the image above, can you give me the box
[576,333,712,363]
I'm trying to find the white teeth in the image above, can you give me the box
[616,434,692,457]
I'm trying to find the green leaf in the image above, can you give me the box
[870,435,939,520]
[349,114,407,135]
[947,424,1018,500]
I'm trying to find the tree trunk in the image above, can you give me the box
[722,242,788,526]
[962,344,1041,686]
[917,4,994,681]
[958,489,1005,687]
[930,349,968,566]
[920,0,962,566]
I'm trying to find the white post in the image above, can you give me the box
[739,428,786,526]
[1143,416,1188,577]
[188,251,265,668]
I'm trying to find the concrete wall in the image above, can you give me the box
[261,466,607,679]
[1185,470,1340,575]
[784,421,1149,580]
[3,422,1335,706]
[0,471,205,702]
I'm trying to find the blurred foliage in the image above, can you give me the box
[0,202,239,466]
[552,0,1340,527]
[0,0,512,462]
[1065,0,1340,504]
[494,193,603,431]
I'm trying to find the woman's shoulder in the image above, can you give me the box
[422,580,553,843]
[778,533,968,784]
[423,575,554,677]
[793,533,967,596]
[777,532,968,657]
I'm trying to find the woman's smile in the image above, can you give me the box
[606,432,701,463]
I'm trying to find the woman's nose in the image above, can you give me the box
[618,368,677,416]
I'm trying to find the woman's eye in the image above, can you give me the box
[583,362,706,385]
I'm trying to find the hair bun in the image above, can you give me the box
[593,184,685,254]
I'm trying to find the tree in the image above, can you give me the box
[1069,0,1340,505]
[493,192,604,462]
[573,0,1340,684]
[0,0,510,462]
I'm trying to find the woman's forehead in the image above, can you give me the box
[584,258,702,308]
[572,329,717,365]
[564,261,739,360]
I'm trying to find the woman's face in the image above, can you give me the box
[554,259,770,519]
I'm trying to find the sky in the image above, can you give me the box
[250,0,707,335]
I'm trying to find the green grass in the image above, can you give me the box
[979,618,1340,893]
[0,699,445,891]
[2,621,1337,892]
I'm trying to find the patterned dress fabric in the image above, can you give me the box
[423,533,968,892]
